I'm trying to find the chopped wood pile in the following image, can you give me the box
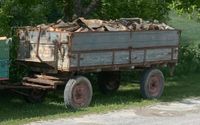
[21,17,175,32]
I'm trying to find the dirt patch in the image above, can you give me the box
[27,98,200,125]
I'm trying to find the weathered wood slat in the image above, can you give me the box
[22,82,54,89]
[23,77,64,86]
[80,52,113,66]
[29,31,69,43]
[131,50,145,63]
[69,48,176,67]
[146,48,171,62]
[114,51,129,64]
[71,31,179,51]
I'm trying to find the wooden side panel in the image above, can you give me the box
[29,44,55,61]
[70,30,179,68]
[18,30,70,72]
[115,51,129,64]
[132,50,145,63]
[132,32,178,48]
[72,32,131,51]
[80,52,113,66]
[70,48,174,68]
[71,30,179,51]
[146,48,171,62]
[29,31,60,43]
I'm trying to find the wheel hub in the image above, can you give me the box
[72,83,89,106]
[148,75,161,96]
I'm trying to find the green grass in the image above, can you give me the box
[1,12,200,125]
[1,74,200,125]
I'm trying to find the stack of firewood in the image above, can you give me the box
[24,17,175,32]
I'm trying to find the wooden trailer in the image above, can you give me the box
[14,28,181,109]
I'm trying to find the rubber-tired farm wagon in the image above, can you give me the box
[0,18,180,109]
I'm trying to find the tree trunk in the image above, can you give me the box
[74,0,82,17]
[83,0,101,17]
[63,0,101,20]
[63,0,74,21]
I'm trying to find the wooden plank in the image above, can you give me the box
[22,82,54,89]
[114,51,129,64]
[29,31,59,43]
[23,77,64,86]
[29,44,55,61]
[146,48,172,62]
[79,52,113,67]
[29,31,69,43]
[71,30,179,51]
[0,85,33,89]
[131,50,145,63]
[69,47,176,68]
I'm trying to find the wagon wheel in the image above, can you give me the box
[140,69,164,99]
[64,76,93,109]
[24,89,47,103]
[98,71,121,94]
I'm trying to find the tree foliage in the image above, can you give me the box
[168,0,200,20]
[0,0,169,36]
[93,0,169,21]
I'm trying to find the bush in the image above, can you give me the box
[175,43,200,75]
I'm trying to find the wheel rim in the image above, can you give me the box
[72,82,90,107]
[148,74,161,97]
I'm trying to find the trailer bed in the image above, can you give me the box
[17,30,180,73]
[69,30,179,71]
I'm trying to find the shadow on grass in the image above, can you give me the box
[0,73,200,123]
[161,73,200,102]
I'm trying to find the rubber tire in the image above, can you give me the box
[25,89,46,103]
[140,69,164,99]
[98,72,120,94]
[64,76,93,109]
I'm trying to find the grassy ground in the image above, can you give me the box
[1,74,200,125]
[1,12,200,125]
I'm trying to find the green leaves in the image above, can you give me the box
[175,43,200,75]
[0,0,170,36]
[93,0,169,22]
[169,0,200,21]
[0,0,64,36]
